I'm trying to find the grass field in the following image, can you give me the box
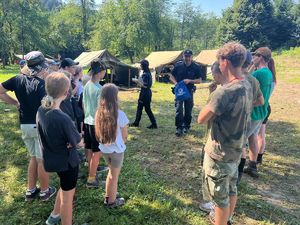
[0,49,299,225]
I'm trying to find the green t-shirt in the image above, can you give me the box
[205,79,253,162]
[83,80,102,125]
[251,68,273,121]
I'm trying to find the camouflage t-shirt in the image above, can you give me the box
[204,79,253,162]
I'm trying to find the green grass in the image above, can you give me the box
[0,50,300,225]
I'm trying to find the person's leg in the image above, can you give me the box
[60,188,76,225]
[28,157,38,190]
[229,195,237,220]
[214,206,230,225]
[52,188,62,215]
[37,158,49,191]
[132,101,144,125]
[183,94,194,130]
[175,100,184,133]
[107,167,121,204]
[249,134,258,162]
[144,99,157,127]
[257,124,266,163]
[88,151,100,181]
[237,149,246,185]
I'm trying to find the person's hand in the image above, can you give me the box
[183,79,191,84]
[209,82,218,93]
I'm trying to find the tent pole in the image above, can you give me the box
[128,69,131,88]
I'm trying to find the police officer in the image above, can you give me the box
[130,59,158,129]
[170,50,204,137]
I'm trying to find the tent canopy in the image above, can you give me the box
[145,51,183,70]
[194,49,218,66]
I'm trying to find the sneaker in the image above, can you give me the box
[103,192,121,205]
[40,187,57,201]
[182,127,189,134]
[199,201,214,213]
[147,124,158,129]
[97,165,109,172]
[25,188,40,201]
[129,122,139,127]
[176,128,183,137]
[107,197,125,208]
[86,178,105,189]
[244,166,259,178]
[46,214,61,225]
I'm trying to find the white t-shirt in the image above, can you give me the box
[99,110,129,153]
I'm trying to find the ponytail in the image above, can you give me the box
[41,95,55,109]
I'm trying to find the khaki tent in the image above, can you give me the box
[145,50,184,73]
[75,49,138,87]
[194,49,218,66]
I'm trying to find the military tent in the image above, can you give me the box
[75,49,139,87]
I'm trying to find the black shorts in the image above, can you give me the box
[57,165,79,191]
[84,124,99,152]
[263,105,271,124]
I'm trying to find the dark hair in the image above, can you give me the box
[211,61,222,75]
[89,59,106,76]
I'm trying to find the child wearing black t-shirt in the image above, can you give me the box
[37,72,81,225]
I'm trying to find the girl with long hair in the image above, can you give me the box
[37,72,81,225]
[95,83,129,208]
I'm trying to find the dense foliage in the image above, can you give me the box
[0,0,299,64]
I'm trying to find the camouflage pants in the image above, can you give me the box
[202,153,239,208]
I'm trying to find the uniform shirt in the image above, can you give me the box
[171,61,204,90]
[37,107,81,172]
[205,79,252,162]
[99,110,129,153]
[251,68,273,121]
[83,80,102,125]
[2,75,46,124]
[141,71,152,90]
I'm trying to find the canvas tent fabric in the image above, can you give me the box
[194,49,218,66]
[75,49,138,87]
[144,51,184,73]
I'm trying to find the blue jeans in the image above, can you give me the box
[175,93,194,129]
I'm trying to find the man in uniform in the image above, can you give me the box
[169,50,204,137]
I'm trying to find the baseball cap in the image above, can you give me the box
[60,58,79,68]
[184,50,193,56]
[140,59,149,67]
[23,51,48,75]
[88,59,106,75]
[254,47,272,62]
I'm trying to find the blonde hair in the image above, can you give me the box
[217,42,247,67]
[95,83,119,144]
[42,72,70,108]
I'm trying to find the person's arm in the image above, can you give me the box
[197,105,215,124]
[121,126,128,143]
[0,84,19,108]
[253,95,264,106]
[184,78,201,85]
[63,117,81,149]
[169,74,177,85]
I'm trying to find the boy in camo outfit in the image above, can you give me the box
[198,42,253,225]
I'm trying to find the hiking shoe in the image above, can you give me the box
[147,124,158,129]
[25,188,40,201]
[86,178,105,189]
[176,128,183,137]
[103,192,121,205]
[244,166,259,178]
[40,187,57,201]
[107,197,125,208]
[129,122,139,127]
[199,201,214,213]
[182,127,189,134]
[46,214,61,225]
[97,165,109,172]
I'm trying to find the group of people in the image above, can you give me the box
[0,40,276,225]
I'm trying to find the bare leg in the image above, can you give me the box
[37,159,49,191]
[28,157,38,189]
[229,195,237,220]
[106,167,121,204]
[52,188,61,215]
[215,205,230,225]
[258,124,266,154]
[88,152,100,178]
[248,134,258,161]
[60,188,76,225]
